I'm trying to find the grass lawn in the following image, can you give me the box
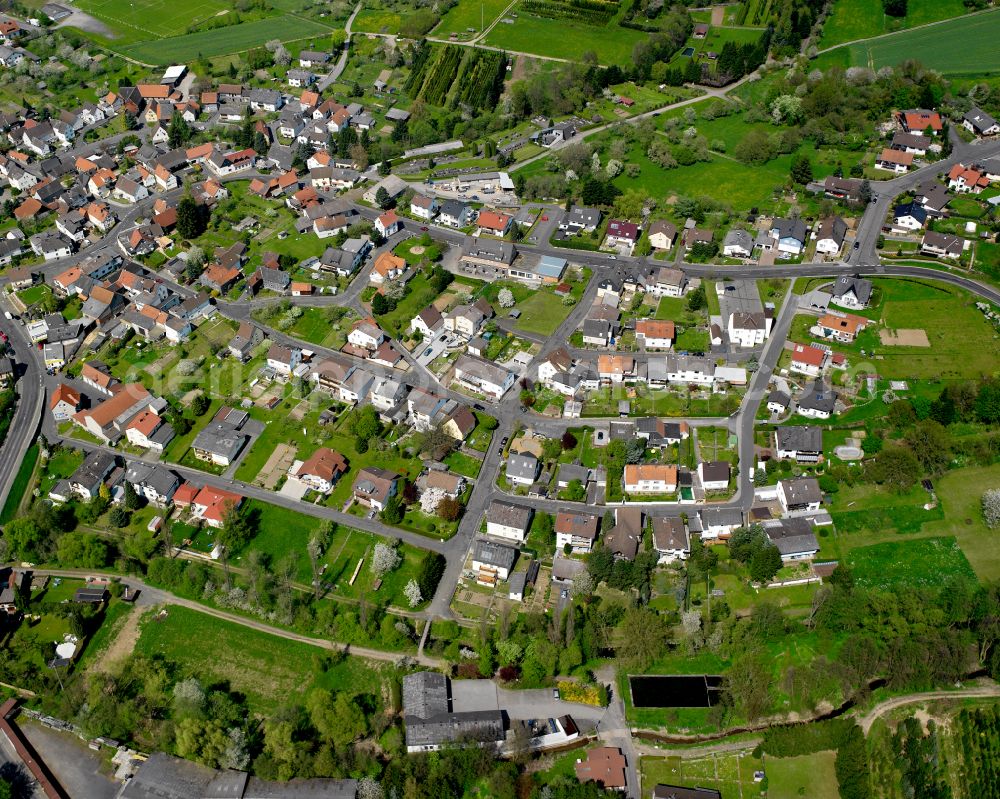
[846,537,976,591]
[16,284,49,307]
[819,0,970,50]
[923,464,1000,581]
[766,751,839,799]
[829,8,1000,74]
[132,606,386,713]
[352,6,403,33]
[0,444,39,523]
[484,10,648,64]
[375,271,444,338]
[514,290,573,336]
[76,0,232,45]
[443,450,482,478]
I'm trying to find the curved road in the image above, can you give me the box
[857,685,1000,734]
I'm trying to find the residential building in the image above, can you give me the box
[69,450,116,500]
[410,194,438,220]
[49,383,80,421]
[352,467,400,511]
[876,148,913,173]
[294,447,348,494]
[899,109,942,134]
[789,343,827,377]
[555,510,599,554]
[369,251,406,284]
[72,383,163,444]
[722,229,753,258]
[375,209,402,238]
[124,410,174,452]
[125,462,179,507]
[764,517,819,561]
[769,218,807,256]
[410,305,442,338]
[831,276,872,310]
[485,499,532,542]
[173,483,244,529]
[948,163,990,194]
[560,206,601,234]
[477,210,511,236]
[728,311,772,348]
[647,219,677,252]
[624,464,677,495]
[797,379,838,420]
[652,517,689,563]
[963,106,1000,137]
[635,319,675,349]
[811,312,868,343]
[506,453,540,487]
[192,406,249,466]
[575,747,627,791]
[266,344,302,376]
[774,425,823,463]
[892,201,927,231]
[453,354,515,400]
[471,537,517,585]
[814,216,847,255]
[698,461,730,491]
[921,230,965,259]
[700,508,743,540]
[778,476,823,513]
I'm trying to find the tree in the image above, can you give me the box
[123,480,142,511]
[725,649,772,721]
[437,496,461,521]
[561,431,577,450]
[380,495,404,525]
[307,536,323,599]
[616,608,669,668]
[983,489,1000,529]
[167,113,191,148]
[370,292,389,315]
[307,689,367,748]
[497,288,515,308]
[867,445,921,492]
[176,195,206,239]
[56,531,108,568]
[686,284,707,312]
[790,153,813,185]
[109,506,130,528]
[371,542,401,577]
[404,579,423,607]
[859,179,873,204]
[882,0,907,16]
[734,129,774,165]
[357,777,384,799]
[220,502,256,551]
[749,545,783,583]
[904,420,952,474]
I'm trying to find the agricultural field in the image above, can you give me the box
[70,0,337,63]
[818,0,970,50]
[818,8,1000,74]
[432,0,513,38]
[406,43,507,111]
[484,8,648,64]
[132,605,386,713]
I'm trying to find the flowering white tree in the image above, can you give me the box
[357,777,384,799]
[605,159,623,178]
[370,542,401,577]
[404,579,423,607]
[983,488,1000,529]
[420,486,445,514]
[497,288,515,308]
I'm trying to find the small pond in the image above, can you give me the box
[629,675,723,708]
[681,47,695,57]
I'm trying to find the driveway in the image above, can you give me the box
[449,679,607,722]
[21,721,118,799]
[417,329,461,366]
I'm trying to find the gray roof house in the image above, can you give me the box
[402,671,504,752]
[831,276,872,309]
[764,517,819,560]
[506,452,540,486]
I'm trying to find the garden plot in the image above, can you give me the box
[255,442,297,489]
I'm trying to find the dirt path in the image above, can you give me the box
[90,606,143,673]
[711,6,725,25]
[858,685,1000,734]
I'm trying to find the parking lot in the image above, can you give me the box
[416,329,463,366]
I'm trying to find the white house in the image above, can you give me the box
[486,500,532,543]
[697,461,730,492]
[652,517,689,563]
[555,510,599,554]
[453,354,515,400]
[778,477,823,513]
[727,311,771,348]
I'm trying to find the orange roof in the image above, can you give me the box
[291,282,312,293]
[300,90,320,107]
[377,209,400,227]
[817,313,867,336]
[597,354,634,374]
[54,266,82,288]
[276,170,299,189]
[87,202,111,222]
[903,110,942,132]
[635,319,675,339]
[878,148,913,166]
[624,463,678,485]
[296,447,348,482]
[372,250,405,277]
[50,383,80,410]
[202,263,241,287]
[75,156,97,173]
[477,210,510,231]
[128,410,162,436]
[186,142,214,160]
[192,485,243,523]
[948,164,990,188]
[14,197,42,219]
[137,83,170,99]
[791,343,825,366]
[173,482,199,506]
[575,747,627,790]
[73,383,150,428]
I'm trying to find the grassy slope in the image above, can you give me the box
[132,605,385,712]
[766,752,840,799]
